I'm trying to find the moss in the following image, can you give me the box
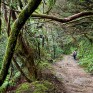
[42,81,53,88]
[32,81,53,93]
[9,72,21,86]
[15,81,54,93]
[0,0,42,86]
[16,82,30,93]
[0,81,8,93]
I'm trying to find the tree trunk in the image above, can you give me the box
[13,57,31,82]
[0,0,1,34]
[18,34,37,80]
[0,0,42,86]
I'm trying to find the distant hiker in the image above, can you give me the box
[73,50,77,60]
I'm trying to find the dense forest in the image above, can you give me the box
[0,0,93,93]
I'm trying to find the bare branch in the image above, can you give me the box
[2,1,93,23]
[31,11,93,23]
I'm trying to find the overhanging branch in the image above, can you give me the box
[2,2,93,23]
[31,11,93,23]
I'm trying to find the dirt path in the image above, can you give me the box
[53,55,93,93]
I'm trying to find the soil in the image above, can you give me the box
[53,55,93,93]
[6,55,93,93]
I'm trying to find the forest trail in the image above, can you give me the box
[53,55,93,93]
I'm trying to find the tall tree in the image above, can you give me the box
[0,0,42,86]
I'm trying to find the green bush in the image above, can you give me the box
[0,81,8,93]
[15,81,53,93]
[78,40,93,73]
[16,82,30,93]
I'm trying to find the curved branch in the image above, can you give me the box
[0,0,41,86]
[31,11,93,23]
[2,4,93,23]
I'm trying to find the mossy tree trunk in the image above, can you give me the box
[18,34,37,80]
[13,57,31,82]
[0,0,42,86]
[0,0,1,34]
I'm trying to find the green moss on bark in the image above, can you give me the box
[0,0,42,86]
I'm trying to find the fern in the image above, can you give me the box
[47,0,56,13]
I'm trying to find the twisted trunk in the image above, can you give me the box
[0,0,41,86]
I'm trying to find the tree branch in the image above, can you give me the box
[0,0,42,86]
[2,1,93,23]
[31,11,93,23]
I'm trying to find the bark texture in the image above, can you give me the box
[31,12,93,23]
[0,0,42,86]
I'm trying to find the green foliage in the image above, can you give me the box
[48,0,56,12]
[31,81,53,93]
[55,46,63,57]
[0,81,8,93]
[63,45,71,54]
[1,0,93,91]
[9,72,21,86]
[0,33,7,69]
[32,81,47,93]
[0,71,21,92]
[37,60,51,70]
[16,81,53,93]
[78,39,93,72]
[79,54,93,72]
[63,43,76,54]
[16,82,30,93]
